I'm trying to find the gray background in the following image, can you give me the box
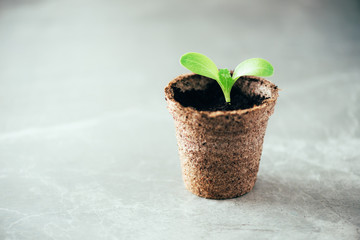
[0,0,359,239]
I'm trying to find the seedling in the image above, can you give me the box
[180,52,274,103]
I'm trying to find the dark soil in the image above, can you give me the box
[173,81,267,111]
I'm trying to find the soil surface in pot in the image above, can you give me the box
[173,81,267,111]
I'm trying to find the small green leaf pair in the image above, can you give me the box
[180,52,274,103]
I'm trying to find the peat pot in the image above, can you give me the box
[165,73,279,199]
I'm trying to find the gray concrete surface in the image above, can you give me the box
[0,0,359,239]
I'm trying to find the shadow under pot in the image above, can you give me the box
[165,73,279,199]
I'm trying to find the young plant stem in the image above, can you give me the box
[224,91,231,104]
[218,68,234,103]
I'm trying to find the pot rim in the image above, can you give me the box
[165,73,279,118]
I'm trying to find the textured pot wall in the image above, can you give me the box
[165,74,279,199]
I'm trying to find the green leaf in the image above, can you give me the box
[180,52,219,81]
[218,69,235,103]
[232,58,274,80]
[179,53,275,104]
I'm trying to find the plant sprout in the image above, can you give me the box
[180,52,274,103]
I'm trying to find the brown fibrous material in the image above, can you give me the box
[165,73,279,199]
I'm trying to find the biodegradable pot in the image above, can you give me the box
[165,73,279,199]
